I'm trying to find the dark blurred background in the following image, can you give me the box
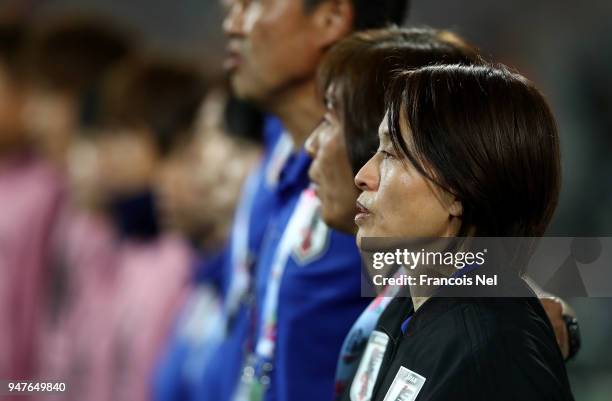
[1,0,611,400]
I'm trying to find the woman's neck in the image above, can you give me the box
[412,296,429,312]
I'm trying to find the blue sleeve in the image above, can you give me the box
[153,253,228,401]
[193,249,229,290]
[194,304,251,401]
[152,322,190,401]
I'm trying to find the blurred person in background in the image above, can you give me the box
[24,15,133,168]
[153,88,263,401]
[193,1,410,401]
[0,18,65,389]
[0,19,28,154]
[68,58,209,401]
[19,16,135,393]
[155,89,262,253]
[305,27,580,400]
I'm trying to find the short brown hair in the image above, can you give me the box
[100,58,207,156]
[27,16,132,95]
[317,27,479,174]
[386,64,561,237]
[0,19,28,80]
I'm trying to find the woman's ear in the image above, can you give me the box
[448,197,463,218]
[309,0,354,49]
[434,186,463,219]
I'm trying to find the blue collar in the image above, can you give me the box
[192,250,226,285]
[277,147,311,197]
[401,315,413,334]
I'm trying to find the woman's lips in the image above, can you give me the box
[308,166,320,198]
[311,183,320,198]
[355,200,371,224]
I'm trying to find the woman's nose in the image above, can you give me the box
[355,155,379,191]
[304,127,320,159]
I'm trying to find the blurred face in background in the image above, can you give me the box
[155,95,260,248]
[0,63,27,151]
[223,0,334,104]
[155,134,252,244]
[23,86,78,165]
[155,140,199,235]
[66,135,104,209]
[96,127,158,197]
[305,91,358,234]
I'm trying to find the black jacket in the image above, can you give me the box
[340,271,575,401]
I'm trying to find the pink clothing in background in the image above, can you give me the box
[83,234,193,401]
[0,154,64,383]
[34,211,119,401]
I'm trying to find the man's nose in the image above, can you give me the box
[223,1,245,37]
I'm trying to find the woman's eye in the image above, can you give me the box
[314,119,328,132]
[379,150,395,159]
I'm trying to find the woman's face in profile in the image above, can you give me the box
[305,95,359,235]
[354,113,462,248]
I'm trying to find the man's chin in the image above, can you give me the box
[230,75,256,101]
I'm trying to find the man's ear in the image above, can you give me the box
[309,0,354,49]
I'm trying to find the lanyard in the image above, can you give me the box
[254,187,320,359]
[233,188,320,401]
[225,170,260,325]
[265,134,293,187]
